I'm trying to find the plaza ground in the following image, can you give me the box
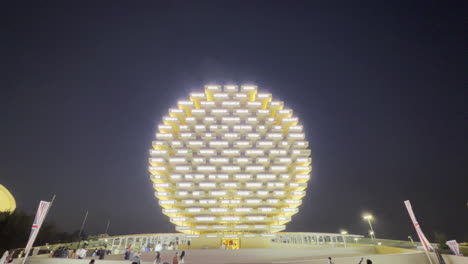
[17,246,468,264]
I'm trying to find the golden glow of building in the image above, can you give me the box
[0,184,16,213]
[149,85,311,235]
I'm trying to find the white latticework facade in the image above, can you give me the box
[149,85,311,234]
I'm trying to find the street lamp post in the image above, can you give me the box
[408,236,416,247]
[363,214,376,241]
[340,230,348,248]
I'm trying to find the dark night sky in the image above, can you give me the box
[1,1,467,241]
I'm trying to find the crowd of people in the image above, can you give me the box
[51,247,70,258]
[2,242,382,264]
[46,246,112,260]
[90,248,111,259]
[124,247,186,264]
[328,256,373,264]
[155,250,185,264]
[48,242,191,263]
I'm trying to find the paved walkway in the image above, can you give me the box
[109,247,383,264]
[18,247,433,264]
[136,247,429,264]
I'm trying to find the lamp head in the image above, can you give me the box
[363,214,373,220]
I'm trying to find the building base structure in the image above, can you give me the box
[15,247,467,264]
[98,232,363,252]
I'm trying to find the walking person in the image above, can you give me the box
[99,248,105,260]
[124,247,131,260]
[327,257,334,264]
[154,251,161,264]
[76,248,81,259]
[132,252,141,264]
[77,248,87,259]
[179,251,185,264]
[172,252,179,264]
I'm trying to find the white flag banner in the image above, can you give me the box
[446,240,462,256]
[22,201,51,264]
[404,200,434,252]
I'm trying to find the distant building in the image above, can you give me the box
[0,184,16,212]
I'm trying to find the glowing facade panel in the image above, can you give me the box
[0,184,16,213]
[149,85,312,234]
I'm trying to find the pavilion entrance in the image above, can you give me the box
[222,238,240,249]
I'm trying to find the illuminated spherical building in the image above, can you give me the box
[0,184,16,213]
[149,85,311,235]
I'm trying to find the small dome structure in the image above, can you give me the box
[0,184,16,213]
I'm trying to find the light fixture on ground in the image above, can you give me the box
[149,84,312,235]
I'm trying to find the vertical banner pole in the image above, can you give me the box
[21,195,56,264]
[404,200,434,264]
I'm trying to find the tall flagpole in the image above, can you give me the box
[78,211,88,240]
[76,211,88,250]
[21,195,56,264]
[47,195,56,213]
[42,195,56,223]
[105,219,110,235]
